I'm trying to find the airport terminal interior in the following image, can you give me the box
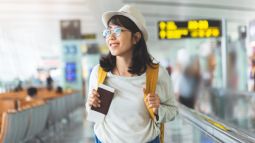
[1,0,255,143]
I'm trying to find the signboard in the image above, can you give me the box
[65,62,76,82]
[158,20,222,39]
[81,33,96,40]
[60,20,81,40]
[62,41,82,90]
[64,44,77,55]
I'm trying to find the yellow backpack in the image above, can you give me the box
[97,64,164,143]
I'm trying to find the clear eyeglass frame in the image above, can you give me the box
[102,27,127,39]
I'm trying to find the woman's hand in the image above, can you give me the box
[144,88,160,114]
[88,89,101,108]
[146,93,160,114]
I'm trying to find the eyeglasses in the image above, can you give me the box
[102,27,128,39]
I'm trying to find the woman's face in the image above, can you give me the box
[105,24,134,57]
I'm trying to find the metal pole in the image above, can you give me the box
[221,19,228,88]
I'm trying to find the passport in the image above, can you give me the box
[87,84,115,123]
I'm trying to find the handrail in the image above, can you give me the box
[179,104,255,143]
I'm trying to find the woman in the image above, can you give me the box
[86,4,178,143]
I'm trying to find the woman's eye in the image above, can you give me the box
[114,28,121,33]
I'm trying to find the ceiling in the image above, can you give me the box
[0,0,255,80]
[1,0,255,46]
[1,0,255,38]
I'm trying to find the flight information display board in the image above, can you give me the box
[158,20,221,39]
[65,62,76,82]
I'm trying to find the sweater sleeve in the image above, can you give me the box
[155,66,178,123]
[85,64,99,113]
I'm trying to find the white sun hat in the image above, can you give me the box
[102,4,149,41]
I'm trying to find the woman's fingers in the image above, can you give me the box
[88,89,101,107]
[92,89,100,97]
[95,99,101,108]
[146,93,160,108]
[89,97,101,108]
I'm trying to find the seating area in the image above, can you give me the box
[0,89,84,143]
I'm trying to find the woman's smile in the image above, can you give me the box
[110,42,120,48]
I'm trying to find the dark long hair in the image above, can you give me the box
[100,15,157,75]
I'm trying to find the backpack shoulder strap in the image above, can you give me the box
[144,64,165,143]
[144,64,159,119]
[97,66,107,87]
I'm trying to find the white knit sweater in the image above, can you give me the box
[86,64,178,143]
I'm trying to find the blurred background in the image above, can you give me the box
[1,0,255,143]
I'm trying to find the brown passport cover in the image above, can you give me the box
[91,86,114,115]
